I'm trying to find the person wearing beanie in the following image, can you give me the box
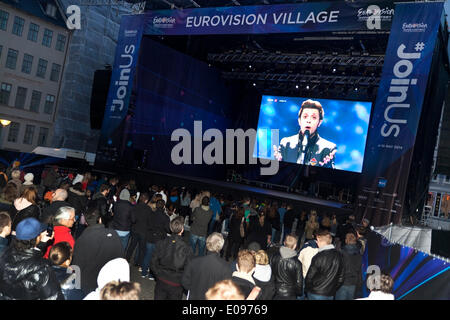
[112,188,135,253]
[0,217,64,300]
[20,173,35,195]
[83,258,130,300]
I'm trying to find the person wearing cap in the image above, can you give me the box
[112,188,135,253]
[0,217,64,300]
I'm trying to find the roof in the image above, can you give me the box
[0,0,68,29]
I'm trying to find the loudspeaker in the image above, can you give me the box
[90,69,112,129]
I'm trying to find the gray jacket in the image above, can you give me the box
[190,206,213,237]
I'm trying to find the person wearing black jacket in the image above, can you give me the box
[282,204,298,243]
[151,216,193,300]
[270,234,303,300]
[71,222,124,294]
[182,232,232,300]
[126,193,151,267]
[0,217,64,300]
[225,206,244,261]
[305,229,344,300]
[41,189,70,224]
[335,232,363,300]
[112,189,135,253]
[10,186,41,231]
[141,199,170,279]
[86,184,110,227]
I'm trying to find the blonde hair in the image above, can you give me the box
[255,250,269,265]
[206,232,224,253]
[205,280,245,300]
[100,281,141,300]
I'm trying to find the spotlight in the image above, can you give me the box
[306,85,310,90]
[249,65,252,69]
[253,83,256,87]
[354,87,358,91]
[332,68,336,73]
[296,85,299,89]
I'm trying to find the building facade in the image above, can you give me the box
[51,0,134,152]
[0,0,70,152]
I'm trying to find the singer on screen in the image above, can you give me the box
[273,99,337,168]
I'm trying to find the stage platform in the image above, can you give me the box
[131,169,354,216]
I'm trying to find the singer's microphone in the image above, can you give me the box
[302,130,310,152]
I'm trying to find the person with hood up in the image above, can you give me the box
[269,234,303,300]
[112,188,135,253]
[83,257,130,300]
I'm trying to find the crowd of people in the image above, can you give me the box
[0,162,395,300]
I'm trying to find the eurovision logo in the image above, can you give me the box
[124,29,138,37]
[358,5,394,30]
[402,22,428,33]
[153,16,176,28]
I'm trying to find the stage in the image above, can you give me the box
[131,168,354,216]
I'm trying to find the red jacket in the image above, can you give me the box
[44,226,75,259]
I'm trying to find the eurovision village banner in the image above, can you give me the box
[97,0,395,162]
[97,1,444,227]
[355,2,444,226]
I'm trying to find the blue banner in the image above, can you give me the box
[356,2,444,226]
[141,1,394,35]
[97,15,145,161]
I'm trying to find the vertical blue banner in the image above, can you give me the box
[356,2,444,226]
[97,15,145,162]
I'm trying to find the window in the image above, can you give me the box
[50,63,61,82]
[15,86,27,109]
[0,10,9,31]
[45,4,57,18]
[36,58,47,78]
[30,90,41,112]
[7,122,20,143]
[56,34,66,52]
[44,94,55,114]
[42,28,53,47]
[27,23,39,42]
[38,127,49,146]
[5,48,18,70]
[23,125,35,145]
[12,16,24,36]
[0,83,12,105]
[21,54,33,74]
